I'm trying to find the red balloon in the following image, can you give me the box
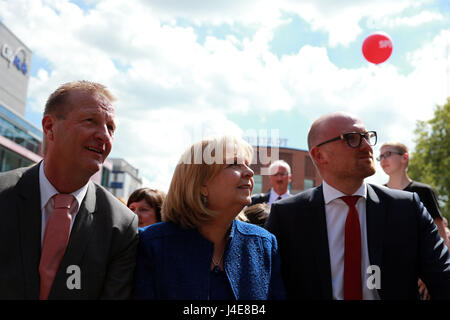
[362,32,393,64]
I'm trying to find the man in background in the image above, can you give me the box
[250,160,292,206]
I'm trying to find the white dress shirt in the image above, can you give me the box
[39,161,89,247]
[268,188,290,206]
[322,180,380,300]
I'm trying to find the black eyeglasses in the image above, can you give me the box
[315,131,377,148]
[376,151,404,161]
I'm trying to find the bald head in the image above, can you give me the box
[307,111,376,194]
[307,111,361,151]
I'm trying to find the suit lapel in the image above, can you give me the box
[16,164,42,299]
[49,181,97,299]
[365,184,385,296]
[64,181,96,262]
[308,186,333,299]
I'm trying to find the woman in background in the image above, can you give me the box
[127,188,165,228]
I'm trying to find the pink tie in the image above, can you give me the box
[341,196,362,300]
[39,194,74,300]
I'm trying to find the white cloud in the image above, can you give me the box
[110,107,244,191]
[369,10,444,29]
[1,0,448,191]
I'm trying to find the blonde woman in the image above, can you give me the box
[134,135,286,300]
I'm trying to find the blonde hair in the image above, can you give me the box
[380,141,409,154]
[162,135,253,229]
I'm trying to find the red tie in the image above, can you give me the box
[39,194,74,300]
[341,196,362,300]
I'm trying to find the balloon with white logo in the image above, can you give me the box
[362,32,393,65]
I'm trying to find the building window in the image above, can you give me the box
[253,174,262,194]
[0,145,33,172]
[101,167,110,188]
[304,179,314,190]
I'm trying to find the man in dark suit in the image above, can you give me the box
[250,160,292,206]
[0,81,138,299]
[266,111,450,300]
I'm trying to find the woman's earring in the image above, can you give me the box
[201,194,208,207]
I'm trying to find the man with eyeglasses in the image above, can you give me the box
[266,111,450,300]
[250,160,292,207]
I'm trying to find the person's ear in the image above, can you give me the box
[42,114,56,142]
[403,153,409,162]
[310,147,327,165]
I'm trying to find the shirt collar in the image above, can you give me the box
[39,161,89,211]
[322,179,367,205]
[270,188,290,198]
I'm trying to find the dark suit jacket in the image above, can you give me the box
[0,164,139,299]
[266,184,450,300]
[250,192,270,206]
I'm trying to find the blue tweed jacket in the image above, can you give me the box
[133,219,286,300]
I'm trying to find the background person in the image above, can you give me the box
[266,111,450,300]
[378,141,449,247]
[250,160,292,206]
[237,203,270,228]
[0,80,138,299]
[378,142,450,300]
[134,135,286,300]
[127,187,166,228]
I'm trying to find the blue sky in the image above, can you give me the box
[1,0,449,191]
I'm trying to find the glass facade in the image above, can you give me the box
[0,104,42,154]
[253,174,263,194]
[101,166,111,188]
[304,179,315,190]
[0,104,42,173]
[0,144,33,171]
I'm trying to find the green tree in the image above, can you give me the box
[408,98,450,221]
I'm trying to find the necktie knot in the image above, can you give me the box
[53,194,75,210]
[340,195,360,208]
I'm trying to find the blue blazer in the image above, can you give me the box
[134,219,286,300]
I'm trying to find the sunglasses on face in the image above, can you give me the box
[315,131,377,149]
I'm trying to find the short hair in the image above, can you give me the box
[380,142,409,154]
[44,80,116,119]
[127,188,166,222]
[162,135,253,229]
[242,203,270,228]
[268,160,291,175]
